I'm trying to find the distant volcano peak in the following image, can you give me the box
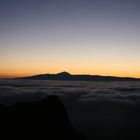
[56,71,71,76]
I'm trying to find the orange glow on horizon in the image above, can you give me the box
[0,59,140,78]
[0,69,140,78]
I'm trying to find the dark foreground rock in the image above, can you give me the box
[0,95,87,140]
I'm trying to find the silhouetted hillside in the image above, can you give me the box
[0,95,87,140]
[20,71,140,81]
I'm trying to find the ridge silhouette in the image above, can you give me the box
[0,95,87,140]
[20,71,140,81]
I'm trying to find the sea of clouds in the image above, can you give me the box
[0,79,140,106]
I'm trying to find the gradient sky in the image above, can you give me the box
[0,0,140,78]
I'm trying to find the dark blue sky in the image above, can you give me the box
[0,0,140,77]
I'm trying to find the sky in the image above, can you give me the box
[0,0,140,78]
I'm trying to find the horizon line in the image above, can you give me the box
[0,71,140,79]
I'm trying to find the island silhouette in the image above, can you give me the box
[20,71,140,81]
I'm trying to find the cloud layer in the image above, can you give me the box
[0,79,140,105]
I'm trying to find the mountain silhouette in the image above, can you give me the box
[20,71,140,81]
[57,71,72,76]
[0,95,87,140]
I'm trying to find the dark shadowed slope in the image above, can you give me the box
[0,94,140,140]
[0,95,87,140]
[20,71,140,81]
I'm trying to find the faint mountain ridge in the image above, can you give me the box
[19,71,140,81]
